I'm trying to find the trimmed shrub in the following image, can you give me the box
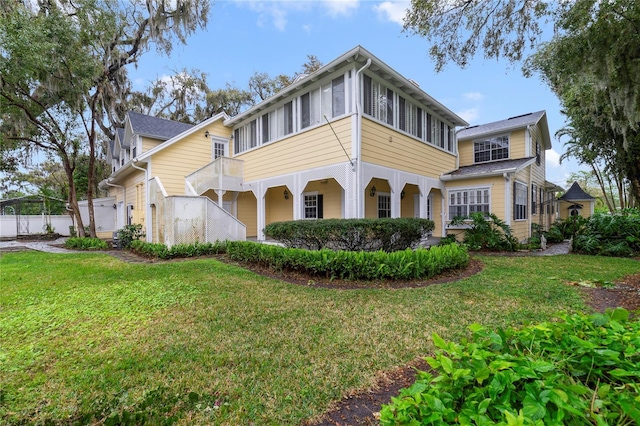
[127,239,469,281]
[64,237,108,250]
[381,308,640,425]
[450,212,518,251]
[263,218,434,252]
[225,240,469,281]
[130,240,227,260]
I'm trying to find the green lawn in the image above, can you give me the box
[1,251,637,425]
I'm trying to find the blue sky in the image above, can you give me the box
[129,0,585,188]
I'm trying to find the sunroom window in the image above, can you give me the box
[300,75,345,130]
[362,74,455,153]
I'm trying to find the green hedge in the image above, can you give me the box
[381,308,640,425]
[64,237,108,250]
[129,240,469,281]
[224,241,468,281]
[130,240,227,259]
[263,218,434,252]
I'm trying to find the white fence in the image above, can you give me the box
[0,215,74,238]
[77,198,117,235]
[0,197,116,239]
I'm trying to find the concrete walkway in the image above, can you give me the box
[533,240,571,256]
[1,237,572,257]
[0,238,78,254]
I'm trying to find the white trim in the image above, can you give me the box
[514,180,528,221]
[302,191,319,219]
[446,186,492,222]
[472,134,510,164]
[225,45,467,128]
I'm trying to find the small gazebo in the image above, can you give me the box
[557,182,596,219]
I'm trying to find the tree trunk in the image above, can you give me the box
[61,154,85,237]
[87,110,97,238]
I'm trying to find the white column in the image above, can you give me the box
[256,184,266,241]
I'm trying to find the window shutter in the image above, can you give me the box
[317,194,324,219]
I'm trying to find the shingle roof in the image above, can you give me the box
[458,111,546,140]
[442,157,536,178]
[559,181,595,201]
[127,111,194,140]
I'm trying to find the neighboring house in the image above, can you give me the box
[442,111,558,241]
[558,181,596,219]
[101,46,556,246]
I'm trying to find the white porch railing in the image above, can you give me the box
[163,196,246,247]
[185,157,244,195]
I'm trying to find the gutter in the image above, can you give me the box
[131,158,151,242]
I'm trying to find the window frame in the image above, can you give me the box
[448,187,491,221]
[474,135,510,163]
[377,192,391,218]
[514,181,528,221]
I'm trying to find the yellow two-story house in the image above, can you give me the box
[103,46,556,246]
[442,111,559,240]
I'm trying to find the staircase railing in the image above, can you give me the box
[185,157,244,195]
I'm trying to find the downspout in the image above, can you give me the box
[454,128,464,170]
[105,179,125,230]
[355,58,372,218]
[503,172,511,226]
[131,158,151,242]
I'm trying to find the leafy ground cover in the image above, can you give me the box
[380,308,640,425]
[1,251,638,425]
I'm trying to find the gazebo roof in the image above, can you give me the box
[558,182,596,201]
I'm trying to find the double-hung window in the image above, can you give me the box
[514,182,528,220]
[531,183,538,214]
[449,188,490,219]
[378,193,391,218]
[474,135,509,163]
[303,193,323,219]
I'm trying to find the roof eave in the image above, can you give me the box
[441,170,513,181]
[136,112,230,163]
[225,45,469,128]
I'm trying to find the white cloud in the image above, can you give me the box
[463,92,484,101]
[235,1,306,31]
[322,0,359,17]
[545,148,562,168]
[457,108,480,123]
[373,1,411,25]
